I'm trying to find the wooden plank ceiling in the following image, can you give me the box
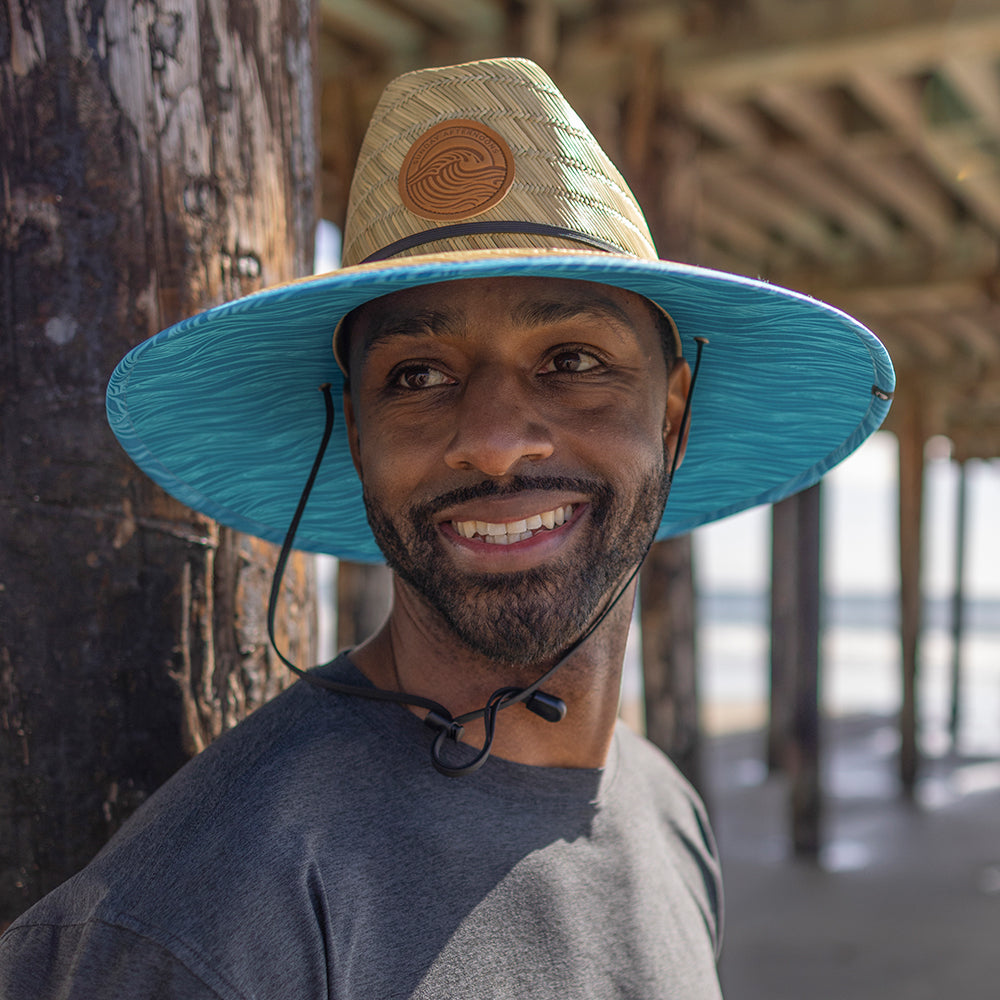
[318,0,1000,461]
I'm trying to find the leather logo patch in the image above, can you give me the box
[399,119,515,221]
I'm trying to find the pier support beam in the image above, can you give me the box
[770,483,823,858]
[897,387,927,795]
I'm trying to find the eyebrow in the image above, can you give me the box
[509,295,636,332]
[357,292,637,364]
[358,308,460,364]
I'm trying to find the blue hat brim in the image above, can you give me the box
[107,251,894,562]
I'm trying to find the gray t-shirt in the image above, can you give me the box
[0,656,723,999]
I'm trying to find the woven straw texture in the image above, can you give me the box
[342,58,657,266]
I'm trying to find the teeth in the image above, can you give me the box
[453,504,574,543]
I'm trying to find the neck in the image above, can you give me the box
[349,575,637,769]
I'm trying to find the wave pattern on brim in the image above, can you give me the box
[616,263,892,536]
[108,285,373,560]
[107,254,894,563]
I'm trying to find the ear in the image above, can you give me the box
[663,357,692,471]
[343,385,364,478]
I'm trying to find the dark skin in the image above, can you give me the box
[343,276,691,769]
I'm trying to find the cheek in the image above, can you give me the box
[367,422,449,479]
[354,409,443,496]
[572,395,667,458]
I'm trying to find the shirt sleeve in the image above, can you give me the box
[0,918,234,1000]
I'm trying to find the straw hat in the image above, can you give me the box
[107,58,894,562]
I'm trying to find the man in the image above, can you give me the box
[0,58,893,997]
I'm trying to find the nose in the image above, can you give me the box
[443,370,554,476]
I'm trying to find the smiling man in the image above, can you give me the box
[0,58,893,998]
[343,276,690,773]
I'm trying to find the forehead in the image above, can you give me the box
[342,276,659,370]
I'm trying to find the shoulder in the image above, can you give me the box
[88,671,363,858]
[613,719,705,807]
[0,917,235,999]
[610,722,724,954]
[611,721,718,858]
[0,659,398,997]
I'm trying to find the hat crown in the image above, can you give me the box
[341,58,657,267]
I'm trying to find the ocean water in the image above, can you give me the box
[685,437,1000,756]
[696,591,1000,756]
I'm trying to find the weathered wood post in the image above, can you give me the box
[769,485,823,856]
[641,538,702,788]
[1,0,316,924]
[897,386,927,794]
[788,483,822,858]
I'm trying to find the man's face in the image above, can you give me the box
[344,276,688,668]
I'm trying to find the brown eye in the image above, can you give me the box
[542,350,601,373]
[394,366,451,389]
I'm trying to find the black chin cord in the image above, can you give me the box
[266,385,460,724]
[267,337,707,778]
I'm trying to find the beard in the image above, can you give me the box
[363,460,671,668]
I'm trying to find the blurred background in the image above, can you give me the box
[4,1,999,996]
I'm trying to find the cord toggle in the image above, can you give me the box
[423,710,465,743]
[526,691,567,723]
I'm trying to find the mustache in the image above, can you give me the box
[411,475,612,519]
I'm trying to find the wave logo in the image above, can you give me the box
[400,119,515,221]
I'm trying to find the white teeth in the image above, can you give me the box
[453,503,574,543]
